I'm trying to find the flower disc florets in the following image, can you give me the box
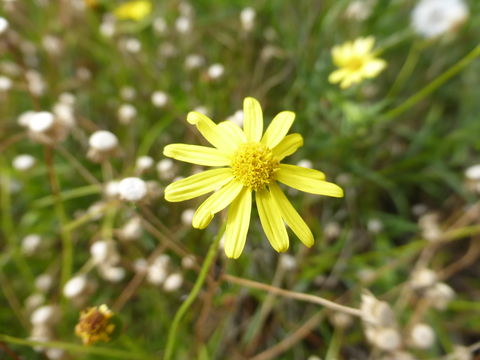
[231,142,279,191]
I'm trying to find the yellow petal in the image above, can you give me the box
[277,165,343,198]
[217,121,247,146]
[328,69,348,84]
[192,180,244,229]
[164,168,233,202]
[362,59,387,78]
[269,182,314,247]
[272,133,303,160]
[243,97,263,142]
[256,189,289,253]
[163,144,230,166]
[354,36,375,55]
[224,188,252,259]
[187,112,236,153]
[261,111,295,149]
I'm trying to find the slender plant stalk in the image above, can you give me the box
[223,274,363,318]
[44,146,73,289]
[0,334,148,359]
[163,228,224,360]
[384,42,480,120]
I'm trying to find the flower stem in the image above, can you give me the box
[383,42,480,121]
[163,228,223,360]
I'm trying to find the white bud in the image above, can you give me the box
[344,0,373,21]
[297,159,313,169]
[118,177,148,202]
[118,104,137,124]
[410,268,437,290]
[25,293,45,311]
[104,181,120,198]
[13,154,36,172]
[0,17,9,34]
[157,159,175,180]
[135,156,154,174]
[28,111,54,133]
[151,91,169,108]
[100,265,126,283]
[89,130,118,152]
[90,240,118,265]
[185,54,204,70]
[329,312,353,329]
[360,292,395,327]
[372,327,401,351]
[118,216,143,241]
[0,75,12,91]
[226,110,244,127]
[367,218,383,234]
[133,258,148,274]
[18,110,36,127]
[240,7,256,31]
[63,275,88,299]
[181,208,195,226]
[35,274,54,292]
[279,254,296,270]
[207,63,224,79]
[53,102,75,128]
[410,323,435,349]
[175,16,191,33]
[153,17,167,35]
[451,346,472,360]
[59,92,75,106]
[181,255,196,269]
[426,282,455,310]
[100,20,116,37]
[163,273,183,292]
[30,305,60,326]
[465,164,480,181]
[324,221,341,240]
[124,37,141,53]
[45,348,66,360]
[22,234,42,255]
[120,86,136,101]
[147,263,168,285]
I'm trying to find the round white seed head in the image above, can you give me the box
[120,86,136,101]
[181,208,195,226]
[367,218,383,234]
[163,273,183,292]
[45,347,66,360]
[118,177,148,202]
[18,110,36,127]
[25,293,45,311]
[63,275,88,299]
[147,263,168,285]
[151,91,169,107]
[118,104,137,124]
[133,258,149,273]
[426,282,455,310]
[89,130,118,152]
[30,305,60,326]
[185,54,204,70]
[0,75,12,91]
[410,323,435,349]
[207,63,224,79]
[22,234,42,255]
[153,17,167,35]
[124,37,141,53]
[465,164,480,181]
[100,265,126,283]
[157,159,175,180]
[90,240,118,265]
[136,156,154,173]
[118,216,143,241]
[279,254,297,270]
[104,181,120,199]
[13,154,36,172]
[372,327,401,351]
[175,16,191,33]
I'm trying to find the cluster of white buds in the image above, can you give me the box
[175,16,192,34]
[87,130,120,162]
[465,164,480,194]
[117,103,137,124]
[409,267,437,290]
[240,7,256,32]
[157,158,176,181]
[361,292,401,352]
[226,110,244,127]
[425,282,455,310]
[207,63,224,80]
[63,275,96,307]
[146,254,184,292]
[23,110,72,144]
[90,240,125,283]
[135,156,154,174]
[117,216,143,241]
[13,154,36,172]
[409,323,436,349]
[100,15,116,38]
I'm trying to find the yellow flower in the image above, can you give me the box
[84,0,97,8]
[329,36,386,89]
[164,97,344,259]
[114,0,152,21]
[75,304,116,345]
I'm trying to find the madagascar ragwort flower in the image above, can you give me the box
[114,0,152,21]
[163,97,343,259]
[329,36,386,89]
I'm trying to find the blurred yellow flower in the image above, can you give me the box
[84,0,97,8]
[114,0,152,21]
[75,304,116,345]
[164,97,343,259]
[329,36,386,89]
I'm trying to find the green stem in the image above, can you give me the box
[383,42,480,120]
[163,228,224,360]
[44,146,73,290]
[0,334,149,359]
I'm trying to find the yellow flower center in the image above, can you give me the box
[231,142,279,191]
[346,56,365,71]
